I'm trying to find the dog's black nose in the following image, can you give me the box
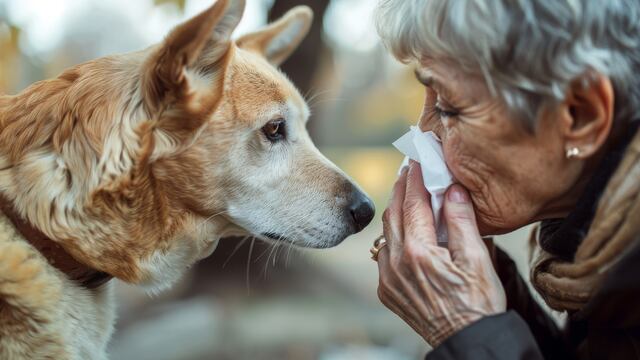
[348,188,375,232]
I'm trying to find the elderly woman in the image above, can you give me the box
[371,0,640,359]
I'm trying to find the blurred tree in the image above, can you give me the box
[268,0,330,129]
[0,20,21,93]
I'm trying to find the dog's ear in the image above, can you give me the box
[141,0,244,159]
[143,0,245,112]
[237,6,313,66]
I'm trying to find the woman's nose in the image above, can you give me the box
[432,123,445,140]
[418,114,431,132]
[418,116,445,139]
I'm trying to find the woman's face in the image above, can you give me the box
[417,60,584,235]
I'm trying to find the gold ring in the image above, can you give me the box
[370,235,388,261]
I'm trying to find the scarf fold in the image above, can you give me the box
[531,128,640,312]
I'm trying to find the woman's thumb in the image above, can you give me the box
[444,184,483,254]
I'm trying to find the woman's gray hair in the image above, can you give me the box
[376,0,640,127]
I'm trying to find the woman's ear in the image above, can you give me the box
[559,72,615,159]
[236,6,313,66]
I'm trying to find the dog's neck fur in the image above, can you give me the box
[0,194,112,288]
[0,60,169,285]
[0,58,228,289]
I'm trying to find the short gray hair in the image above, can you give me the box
[376,0,640,127]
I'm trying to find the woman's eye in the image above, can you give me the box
[262,118,286,142]
[434,106,458,119]
[434,101,459,119]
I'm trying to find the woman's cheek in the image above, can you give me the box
[441,116,455,129]
[445,140,528,234]
[442,128,467,180]
[442,132,504,233]
[443,131,490,197]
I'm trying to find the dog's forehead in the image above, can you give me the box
[228,49,309,124]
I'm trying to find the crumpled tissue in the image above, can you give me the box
[392,127,454,244]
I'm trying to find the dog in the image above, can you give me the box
[0,0,374,358]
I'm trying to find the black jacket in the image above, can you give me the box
[427,125,640,360]
[428,241,640,360]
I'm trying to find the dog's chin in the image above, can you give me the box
[259,232,347,249]
[223,218,353,249]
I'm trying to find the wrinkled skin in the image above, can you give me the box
[415,60,590,236]
[378,163,505,346]
[377,58,614,345]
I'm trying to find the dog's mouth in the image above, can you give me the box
[261,232,295,244]
[260,231,344,249]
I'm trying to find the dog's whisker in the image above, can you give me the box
[285,235,300,268]
[261,245,272,279]
[263,243,286,275]
[309,97,346,108]
[196,209,230,230]
[305,88,334,105]
[258,215,305,277]
[306,89,344,109]
[262,245,273,279]
[222,236,250,268]
[273,242,281,267]
[262,241,281,279]
[247,206,320,278]
[270,242,279,266]
[271,240,285,269]
[307,90,335,102]
[254,241,276,263]
[245,237,256,295]
[275,216,312,267]
[303,87,328,103]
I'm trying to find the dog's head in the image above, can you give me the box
[0,0,374,290]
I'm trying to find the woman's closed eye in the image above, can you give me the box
[424,87,460,120]
[420,87,461,130]
[434,102,459,119]
[428,97,460,121]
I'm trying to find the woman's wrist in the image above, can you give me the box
[425,311,491,347]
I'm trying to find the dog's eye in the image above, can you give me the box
[262,118,286,142]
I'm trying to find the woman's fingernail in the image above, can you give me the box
[448,185,469,203]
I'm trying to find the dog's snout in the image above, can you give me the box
[347,187,375,232]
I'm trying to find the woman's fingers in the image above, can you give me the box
[443,184,486,265]
[377,181,507,347]
[376,234,391,271]
[402,161,437,248]
[382,166,409,253]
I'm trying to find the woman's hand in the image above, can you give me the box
[377,161,506,346]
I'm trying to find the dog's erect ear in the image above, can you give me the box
[237,6,313,66]
[143,0,245,110]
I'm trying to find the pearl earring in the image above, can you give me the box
[566,147,580,159]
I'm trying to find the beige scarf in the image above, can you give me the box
[531,129,640,312]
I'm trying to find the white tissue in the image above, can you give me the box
[392,127,454,244]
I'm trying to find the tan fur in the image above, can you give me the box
[0,1,371,358]
[0,213,114,359]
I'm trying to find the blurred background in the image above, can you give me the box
[0,0,544,359]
